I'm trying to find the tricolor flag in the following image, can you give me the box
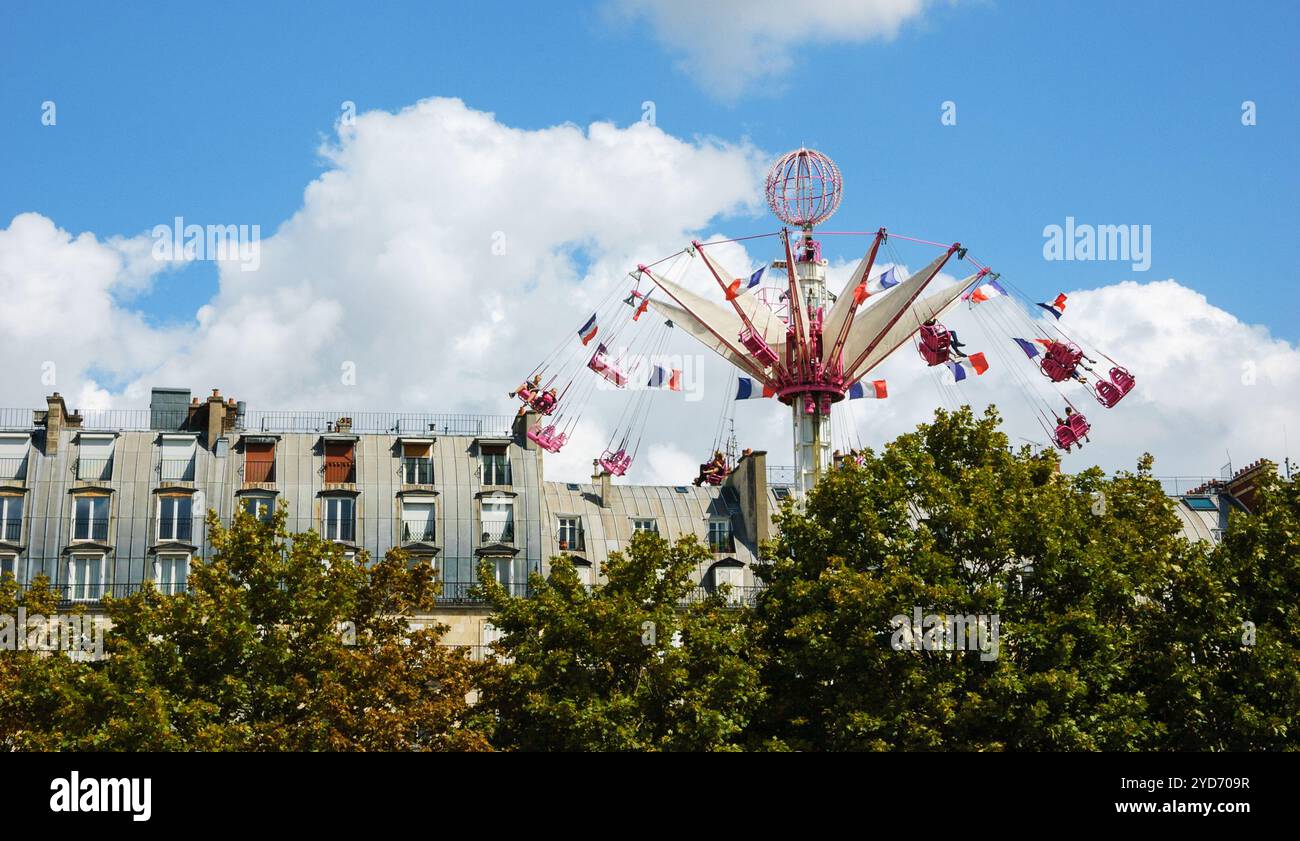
[724,278,743,299]
[965,279,1008,304]
[847,379,888,400]
[1012,338,1053,359]
[1036,293,1068,320]
[945,352,989,383]
[735,378,777,400]
[633,293,651,321]
[854,266,899,304]
[578,313,598,346]
[747,266,765,289]
[647,365,683,391]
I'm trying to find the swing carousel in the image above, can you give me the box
[508,148,1137,494]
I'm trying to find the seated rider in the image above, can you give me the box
[1064,406,1091,445]
[509,374,542,401]
[694,451,727,485]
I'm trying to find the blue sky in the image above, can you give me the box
[4,0,1297,337]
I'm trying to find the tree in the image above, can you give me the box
[0,508,488,751]
[748,405,1228,751]
[473,532,762,751]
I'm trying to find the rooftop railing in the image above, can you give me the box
[0,407,515,438]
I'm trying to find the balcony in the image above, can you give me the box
[401,457,433,485]
[159,457,196,481]
[680,584,764,608]
[480,522,515,545]
[1,517,21,542]
[16,582,189,607]
[0,457,27,481]
[708,533,736,554]
[71,517,110,543]
[401,520,436,543]
[76,458,113,481]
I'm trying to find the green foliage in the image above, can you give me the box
[472,532,762,751]
[0,508,487,751]
[748,406,1300,751]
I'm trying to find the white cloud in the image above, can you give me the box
[2,98,1297,486]
[609,0,933,99]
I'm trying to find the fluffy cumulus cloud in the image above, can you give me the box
[2,97,1298,485]
[609,0,932,98]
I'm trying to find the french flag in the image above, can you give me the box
[735,378,776,400]
[965,279,1007,304]
[848,380,888,399]
[578,313,598,346]
[946,352,989,383]
[648,366,683,391]
[747,266,765,289]
[1036,293,1068,320]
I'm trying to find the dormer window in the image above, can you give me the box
[77,434,115,481]
[708,519,734,553]
[0,494,24,542]
[401,440,434,485]
[401,497,437,543]
[244,439,276,484]
[324,441,356,483]
[159,434,197,481]
[0,434,29,480]
[481,444,512,486]
[322,496,355,543]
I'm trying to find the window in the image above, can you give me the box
[159,436,196,481]
[0,495,23,542]
[77,435,114,481]
[157,495,193,542]
[72,495,109,542]
[154,553,189,595]
[772,486,792,501]
[708,519,734,553]
[481,445,512,486]
[480,499,514,544]
[323,441,356,483]
[322,497,355,542]
[401,441,434,485]
[1183,496,1218,511]
[0,553,16,580]
[68,554,105,601]
[713,564,744,603]
[0,434,29,480]
[557,517,584,551]
[240,494,276,524]
[244,440,276,483]
[632,518,658,535]
[401,498,436,543]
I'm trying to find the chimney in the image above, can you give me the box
[515,410,538,449]
[724,449,770,548]
[205,388,226,450]
[1225,459,1276,514]
[43,392,68,455]
[591,460,611,508]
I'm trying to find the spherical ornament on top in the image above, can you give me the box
[765,148,843,228]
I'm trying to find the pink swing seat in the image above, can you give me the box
[739,327,780,367]
[918,323,952,367]
[527,424,567,453]
[598,449,633,476]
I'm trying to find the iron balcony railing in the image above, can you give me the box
[401,521,436,543]
[1,517,21,542]
[322,520,356,543]
[480,522,515,545]
[0,457,27,480]
[159,458,196,481]
[0,408,35,430]
[680,585,765,607]
[401,457,433,485]
[480,457,512,486]
[75,457,113,481]
[708,533,736,554]
[16,582,189,607]
[157,518,194,543]
[71,518,110,542]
